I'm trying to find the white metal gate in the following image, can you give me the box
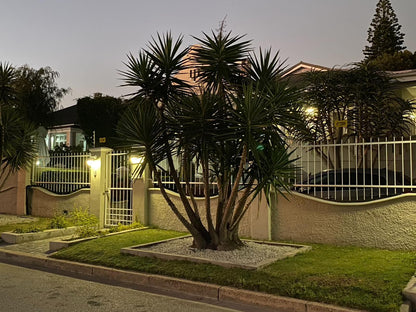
[105,151,133,226]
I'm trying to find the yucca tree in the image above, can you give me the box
[119,30,300,250]
[0,106,36,188]
[0,62,17,167]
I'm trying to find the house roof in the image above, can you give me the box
[49,104,80,128]
[386,69,416,83]
[282,61,330,77]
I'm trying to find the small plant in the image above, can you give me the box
[49,215,70,229]
[108,221,143,233]
[69,207,99,238]
[13,225,44,233]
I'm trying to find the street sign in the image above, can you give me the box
[334,120,348,128]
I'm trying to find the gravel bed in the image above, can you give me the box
[141,237,304,266]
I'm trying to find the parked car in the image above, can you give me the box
[293,168,414,202]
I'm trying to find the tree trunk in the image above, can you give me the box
[216,226,244,251]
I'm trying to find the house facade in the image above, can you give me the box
[46,105,87,151]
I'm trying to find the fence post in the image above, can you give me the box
[0,166,28,215]
[132,165,151,226]
[89,147,113,228]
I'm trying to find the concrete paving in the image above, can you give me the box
[0,234,69,255]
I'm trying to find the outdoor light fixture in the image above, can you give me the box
[305,106,317,117]
[35,160,40,166]
[130,156,144,165]
[87,156,100,177]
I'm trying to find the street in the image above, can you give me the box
[0,263,264,312]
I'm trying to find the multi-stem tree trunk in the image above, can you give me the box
[151,141,251,250]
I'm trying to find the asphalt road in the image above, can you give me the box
[0,263,262,312]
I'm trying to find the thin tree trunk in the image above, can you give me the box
[153,165,208,249]
[202,156,218,246]
[219,144,248,244]
[182,151,200,218]
[158,111,209,241]
[230,176,255,230]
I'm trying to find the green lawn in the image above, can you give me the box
[51,229,416,312]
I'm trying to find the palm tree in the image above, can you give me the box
[118,30,300,250]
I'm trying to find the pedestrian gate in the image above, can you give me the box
[104,151,133,226]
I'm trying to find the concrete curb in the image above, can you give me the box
[402,276,416,311]
[0,249,366,312]
[400,301,412,312]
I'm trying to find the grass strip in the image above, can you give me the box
[52,229,416,312]
[0,217,52,234]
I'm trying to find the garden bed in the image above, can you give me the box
[121,236,311,270]
[1,226,78,244]
[49,227,149,251]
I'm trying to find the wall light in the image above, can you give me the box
[304,106,317,117]
[87,157,100,177]
[130,156,144,165]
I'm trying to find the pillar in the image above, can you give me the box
[132,165,152,225]
[89,147,113,228]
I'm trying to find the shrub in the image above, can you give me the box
[108,221,143,233]
[49,215,70,229]
[69,207,99,238]
[13,225,44,233]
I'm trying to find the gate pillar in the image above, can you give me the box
[89,147,113,228]
[132,165,152,225]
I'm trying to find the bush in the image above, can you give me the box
[49,215,70,229]
[13,225,44,233]
[69,207,99,238]
[108,221,143,233]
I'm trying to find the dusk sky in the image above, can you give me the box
[1,0,416,108]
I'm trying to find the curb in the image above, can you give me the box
[0,249,366,312]
[1,227,78,244]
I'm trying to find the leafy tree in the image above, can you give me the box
[296,65,413,168]
[363,0,406,60]
[118,31,300,250]
[366,50,416,71]
[76,93,126,148]
[13,65,69,127]
[0,62,65,188]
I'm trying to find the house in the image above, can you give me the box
[282,61,330,77]
[386,69,416,102]
[284,61,416,103]
[46,105,87,151]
